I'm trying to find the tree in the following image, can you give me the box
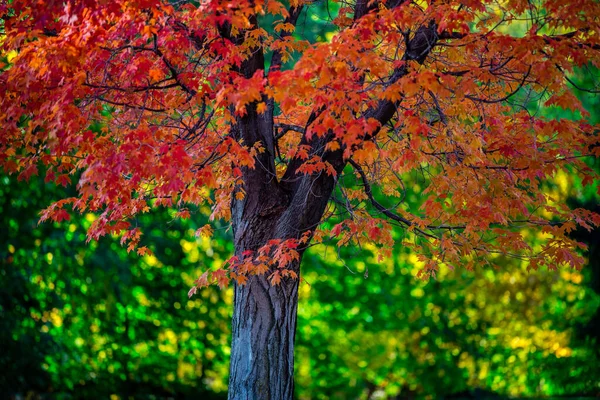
[1,0,599,398]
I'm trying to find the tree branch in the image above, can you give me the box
[275,13,464,240]
[215,6,277,198]
[354,0,380,21]
[349,159,437,239]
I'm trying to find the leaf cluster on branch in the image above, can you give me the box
[1,0,599,288]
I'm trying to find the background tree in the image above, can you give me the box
[1,1,599,398]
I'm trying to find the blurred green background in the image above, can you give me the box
[1,167,599,399]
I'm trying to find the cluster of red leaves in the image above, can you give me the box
[188,236,305,297]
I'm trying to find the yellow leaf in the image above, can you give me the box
[256,102,267,114]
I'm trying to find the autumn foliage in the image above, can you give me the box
[1,0,599,289]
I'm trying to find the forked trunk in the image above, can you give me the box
[224,121,335,397]
[227,266,300,400]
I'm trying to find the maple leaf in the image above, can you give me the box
[195,224,214,238]
[266,0,289,17]
[256,102,267,114]
[53,209,70,223]
[212,269,230,290]
[148,68,163,81]
[187,286,198,299]
[18,165,38,182]
[194,271,210,289]
[254,263,269,275]
[330,223,344,237]
[274,23,295,33]
[269,271,281,286]
[56,174,71,187]
[137,246,151,256]
[231,271,248,285]
[44,170,56,183]
[175,209,191,219]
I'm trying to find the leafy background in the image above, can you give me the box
[1,161,599,399]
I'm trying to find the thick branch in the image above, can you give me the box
[153,34,197,99]
[275,21,444,238]
[216,8,277,203]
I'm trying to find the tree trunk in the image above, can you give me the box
[227,268,300,400]
[227,172,303,399]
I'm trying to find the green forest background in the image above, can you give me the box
[2,162,599,400]
[2,4,600,400]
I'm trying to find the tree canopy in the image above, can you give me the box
[2,0,599,279]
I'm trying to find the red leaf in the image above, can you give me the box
[54,209,70,223]
[212,269,230,289]
[269,271,281,286]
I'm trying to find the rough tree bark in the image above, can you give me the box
[224,1,436,397]
[227,170,303,399]
[227,269,300,399]
[226,147,337,399]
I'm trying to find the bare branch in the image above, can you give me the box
[349,159,437,239]
[465,65,532,104]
